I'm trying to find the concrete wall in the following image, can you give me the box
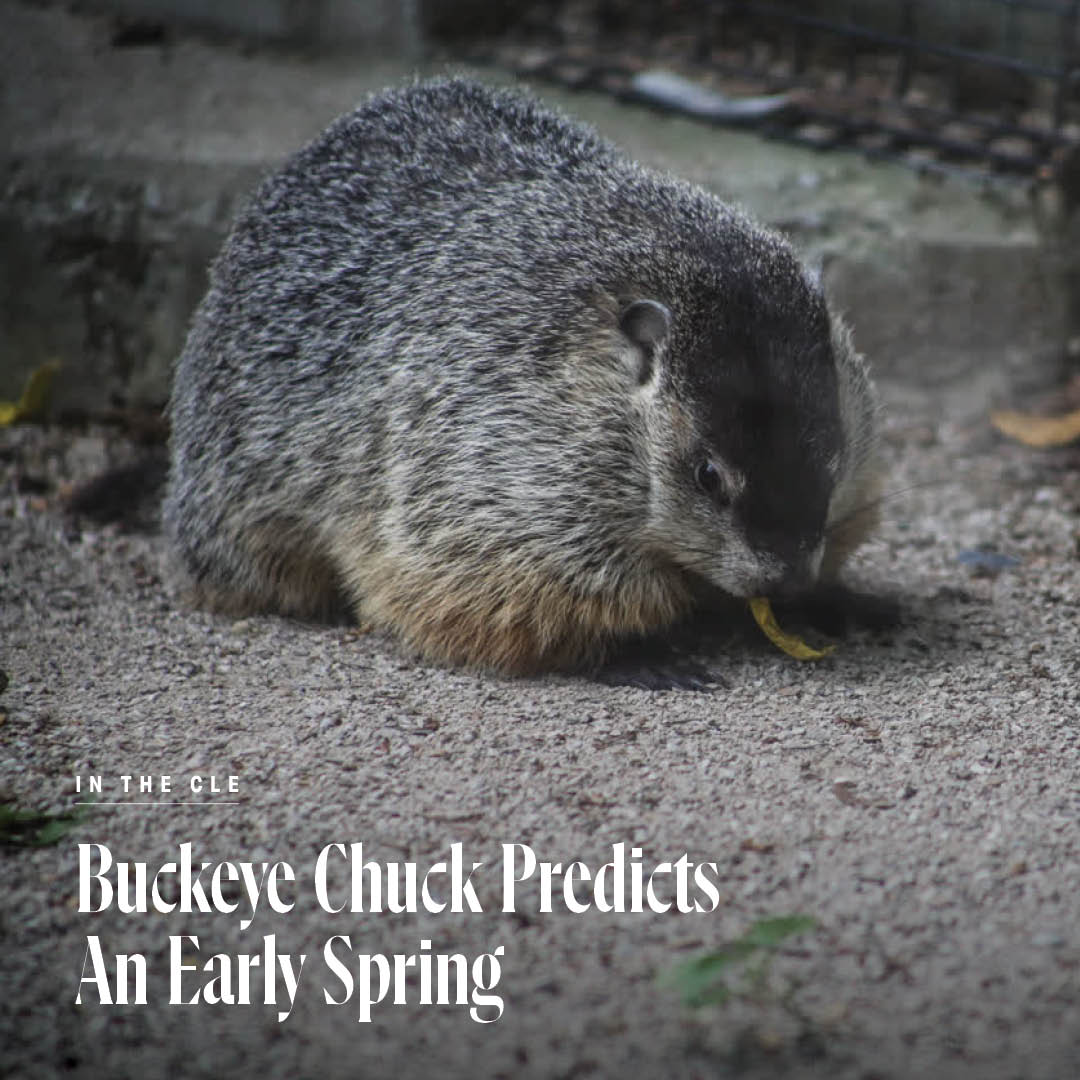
[88,0,422,54]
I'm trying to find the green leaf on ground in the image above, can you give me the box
[661,914,818,1008]
[0,800,92,848]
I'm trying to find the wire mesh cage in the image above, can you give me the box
[712,0,1080,175]
[462,0,1080,184]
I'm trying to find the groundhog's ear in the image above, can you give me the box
[619,299,670,385]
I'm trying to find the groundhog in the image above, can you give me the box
[164,77,881,682]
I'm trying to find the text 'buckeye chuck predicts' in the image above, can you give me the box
[78,842,725,921]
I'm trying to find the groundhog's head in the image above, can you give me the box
[616,273,880,601]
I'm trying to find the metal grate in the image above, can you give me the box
[462,0,1080,185]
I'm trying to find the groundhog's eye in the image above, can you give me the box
[695,460,724,499]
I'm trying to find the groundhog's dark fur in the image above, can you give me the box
[164,78,880,676]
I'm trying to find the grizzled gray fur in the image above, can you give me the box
[164,77,880,676]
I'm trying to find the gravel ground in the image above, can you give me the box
[2,378,1079,1080]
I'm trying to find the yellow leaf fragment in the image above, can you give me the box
[990,407,1080,448]
[0,361,61,426]
[748,596,835,661]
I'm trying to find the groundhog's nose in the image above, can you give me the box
[769,561,818,599]
[756,542,823,599]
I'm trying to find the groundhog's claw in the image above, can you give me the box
[593,643,725,692]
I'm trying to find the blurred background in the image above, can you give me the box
[3,0,1080,427]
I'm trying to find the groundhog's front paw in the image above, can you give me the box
[778,584,902,638]
[592,639,726,692]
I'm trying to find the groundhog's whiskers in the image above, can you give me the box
[826,478,942,539]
